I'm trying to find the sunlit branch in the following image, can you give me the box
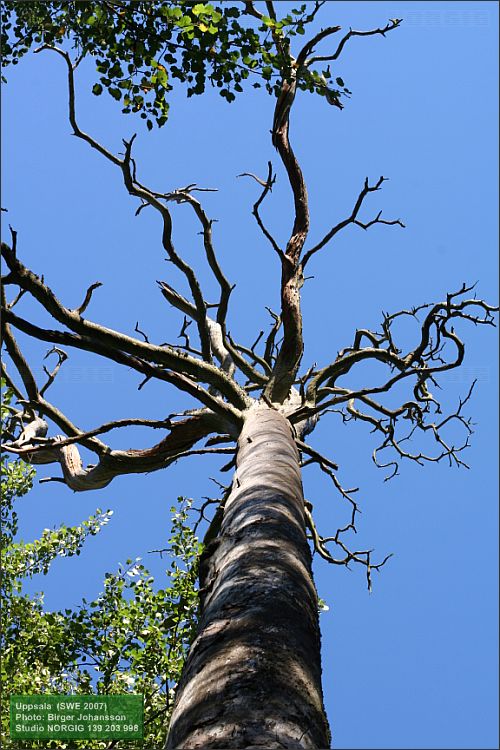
[2,408,222,492]
[2,305,243,424]
[73,281,103,316]
[2,415,178,454]
[1,242,249,414]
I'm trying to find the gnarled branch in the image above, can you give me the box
[1,241,249,415]
[306,19,402,65]
[302,176,404,268]
[2,411,220,492]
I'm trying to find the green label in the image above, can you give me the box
[10,694,143,740]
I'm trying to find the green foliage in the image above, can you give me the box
[3,507,114,590]
[1,386,202,748]
[1,1,349,128]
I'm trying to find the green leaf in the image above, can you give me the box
[192,3,207,16]
[1,5,345,136]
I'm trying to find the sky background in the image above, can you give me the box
[2,2,499,749]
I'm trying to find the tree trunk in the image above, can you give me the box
[166,405,331,750]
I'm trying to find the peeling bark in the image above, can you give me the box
[3,413,220,492]
[166,405,330,750]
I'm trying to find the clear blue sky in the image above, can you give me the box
[2,2,498,749]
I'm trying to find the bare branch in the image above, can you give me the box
[354,210,405,232]
[33,396,105,455]
[296,438,338,471]
[304,289,497,410]
[120,136,213,362]
[302,176,404,268]
[134,321,150,344]
[2,410,221,492]
[1,287,39,403]
[242,1,264,20]
[288,285,497,482]
[227,332,272,377]
[1,241,249,413]
[73,281,103,316]
[306,19,402,65]
[34,45,123,167]
[300,443,359,530]
[40,346,68,397]
[304,501,392,591]
[177,317,202,356]
[1,314,109,454]
[306,346,406,401]
[296,26,342,68]
[2,305,244,424]
[159,186,272,388]
[1,361,25,403]
[6,287,27,310]
[263,307,281,366]
[265,1,276,21]
[238,162,283,260]
[2,415,176,453]
[158,279,257,384]
[165,188,233,328]
[157,280,198,319]
[250,330,264,353]
[266,42,312,401]
[367,383,477,480]
[36,44,214,362]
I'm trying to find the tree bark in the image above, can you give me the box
[166,405,331,750]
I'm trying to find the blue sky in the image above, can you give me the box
[2,2,498,749]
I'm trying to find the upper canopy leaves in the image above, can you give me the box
[1,0,348,129]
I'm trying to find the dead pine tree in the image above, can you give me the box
[1,6,497,750]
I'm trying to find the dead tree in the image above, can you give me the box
[1,11,497,750]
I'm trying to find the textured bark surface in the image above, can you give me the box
[166,405,331,750]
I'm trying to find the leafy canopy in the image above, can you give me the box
[1,1,349,129]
